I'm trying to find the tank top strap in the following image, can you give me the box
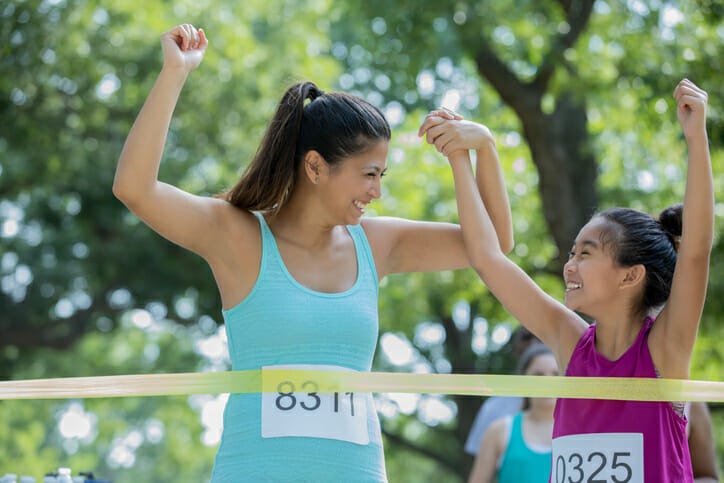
[346,223,379,288]
[251,211,283,276]
[631,315,656,351]
[252,210,273,239]
[509,412,524,447]
[642,315,655,332]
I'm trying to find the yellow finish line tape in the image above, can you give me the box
[1,370,723,402]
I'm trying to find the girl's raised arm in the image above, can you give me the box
[364,115,514,277]
[651,79,713,379]
[447,144,586,368]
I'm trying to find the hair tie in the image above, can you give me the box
[309,87,325,102]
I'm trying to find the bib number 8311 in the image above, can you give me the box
[261,364,370,445]
[551,433,643,483]
[274,380,356,416]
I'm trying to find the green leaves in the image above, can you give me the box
[1,0,722,480]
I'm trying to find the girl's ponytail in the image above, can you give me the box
[658,203,683,251]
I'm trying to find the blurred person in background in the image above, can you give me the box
[468,344,558,483]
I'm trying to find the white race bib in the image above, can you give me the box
[551,433,643,483]
[261,364,370,445]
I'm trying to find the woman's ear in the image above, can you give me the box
[303,150,327,184]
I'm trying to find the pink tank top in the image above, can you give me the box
[551,317,692,483]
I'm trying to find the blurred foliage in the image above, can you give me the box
[1,0,722,481]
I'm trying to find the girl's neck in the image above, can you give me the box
[592,311,647,361]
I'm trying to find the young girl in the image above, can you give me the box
[468,343,558,483]
[113,24,513,481]
[422,79,712,482]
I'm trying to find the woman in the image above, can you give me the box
[113,24,513,481]
[468,344,558,483]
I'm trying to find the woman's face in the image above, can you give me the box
[526,352,559,408]
[321,141,389,225]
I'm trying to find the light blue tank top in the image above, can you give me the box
[498,413,552,483]
[211,212,387,482]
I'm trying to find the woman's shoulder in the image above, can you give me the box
[214,201,261,231]
[204,201,262,264]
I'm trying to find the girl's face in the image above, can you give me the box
[563,217,628,317]
[322,141,389,225]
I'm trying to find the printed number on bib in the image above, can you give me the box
[551,433,643,483]
[261,364,370,445]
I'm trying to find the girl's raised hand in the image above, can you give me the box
[419,112,495,157]
[160,24,208,73]
[674,78,708,140]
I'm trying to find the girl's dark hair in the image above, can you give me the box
[595,203,683,314]
[223,81,391,216]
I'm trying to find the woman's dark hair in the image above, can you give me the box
[518,343,554,410]
[510,325,541,358]
[223,81,391,216]
[594,203,683,314]
[517,343,553,375]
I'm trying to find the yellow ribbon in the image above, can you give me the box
[1,370,722,401]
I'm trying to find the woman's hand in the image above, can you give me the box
[160,24,208,73]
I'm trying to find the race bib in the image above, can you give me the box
[261,364,370,445]
[551,433,643,483]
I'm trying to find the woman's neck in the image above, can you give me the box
[527,401,555,422]
[270,189,338,248]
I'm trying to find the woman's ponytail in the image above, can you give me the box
[222,80,389,216]
[223,82,323,215]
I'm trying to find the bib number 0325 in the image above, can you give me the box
[551,433,643,483]
[261,365,370,445]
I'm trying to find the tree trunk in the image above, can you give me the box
[520,94,599,267]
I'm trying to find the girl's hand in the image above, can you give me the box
[674,78,708,140]
[160,24,208,73]
[419,113,495,157]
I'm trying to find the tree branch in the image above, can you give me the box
[474,42,541,118]
[533,0,596,91]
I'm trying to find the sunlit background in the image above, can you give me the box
[1,0,722,481]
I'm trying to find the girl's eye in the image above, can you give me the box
[581,251,590,256]
[567,251,575,258]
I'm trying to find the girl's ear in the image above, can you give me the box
[620,264,646,289]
